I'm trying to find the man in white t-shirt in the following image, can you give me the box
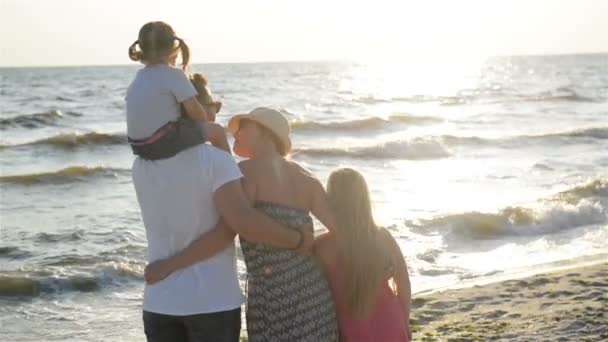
[132,143,305,342]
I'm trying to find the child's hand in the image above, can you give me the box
[144,259,175,284]
[205,122,231,153]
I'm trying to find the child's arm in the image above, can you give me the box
[182,97,209,121]
[381,229,412,340]
[144,221,236,284]
[203,122,231,153]
[168,69,209,122]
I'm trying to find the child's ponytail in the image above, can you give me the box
[176,37,190,71]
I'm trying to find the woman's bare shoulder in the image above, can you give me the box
[287,160,321,184]
[238,159,264,176]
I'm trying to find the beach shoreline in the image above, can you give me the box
[410,262,608,341]
[237,261,608,341]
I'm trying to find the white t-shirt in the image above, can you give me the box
[132,145,244,315]
[126,64,197,140]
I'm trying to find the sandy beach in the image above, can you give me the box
[410,262,608,341]
[236,262,608,341]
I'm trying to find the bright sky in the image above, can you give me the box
[1,0,607,67]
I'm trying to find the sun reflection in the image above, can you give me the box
[340,56,489,103]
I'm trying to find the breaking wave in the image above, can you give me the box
[408,177,608,239]
[291,114,442,132]
[0,166,127,185]
[0,110,81,129]
[293,139,451,160]
[0,262,143,297]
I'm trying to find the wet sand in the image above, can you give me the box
[410,262,608,341]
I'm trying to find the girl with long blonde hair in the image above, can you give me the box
[315,168,412,341]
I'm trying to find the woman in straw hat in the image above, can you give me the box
[144,107,339,341]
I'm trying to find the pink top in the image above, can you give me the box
[325,256,409,342]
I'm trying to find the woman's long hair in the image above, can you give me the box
[327,168,390,317]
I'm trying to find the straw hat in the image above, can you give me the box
[228,107,292,154]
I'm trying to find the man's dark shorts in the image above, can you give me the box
[143,307,241,342]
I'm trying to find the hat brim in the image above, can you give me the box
[227,114,251,136]
[228,114,292,154]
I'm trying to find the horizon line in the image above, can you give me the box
[1,51,606,69]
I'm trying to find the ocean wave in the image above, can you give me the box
[55,96,76,102]
[352,96,392,104]
[417,268,453,276]
[411,201,605,239]
[440,126,608,148]
[0,110,81,129]
[35,230,85,244]
[352,94,467,105]
[0,274,99,297]
[291,114,441,132]
[28,132,125,148]
[40,254,104,267]
[409,177,608,239]
[0,131,127,149]
[533,163,554,171]
[524,87,596,103]
[554,178,608,204]
[439,135,489,146]
[0,247,32,260]
[0,262,143,297]
[536,127,608,140]
[293,139,451,160]
[416,249,442,263]
[350,87,597,106]
[0,166,127,185]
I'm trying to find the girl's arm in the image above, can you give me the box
[203,122,231,153]
[381,229,412,340]
[169,69,208,121]
[182,97,209,121]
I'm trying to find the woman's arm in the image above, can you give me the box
[310,177,337,233]
[214,179,313,248]
[381,229,412,340]
[203,122,231,153]
[144,160,315,285]
[145,179,313,284]
[313,232,335,277]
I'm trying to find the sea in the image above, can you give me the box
[1,54,607,341]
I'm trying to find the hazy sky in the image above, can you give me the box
[1,0,607,67]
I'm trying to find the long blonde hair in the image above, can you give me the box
[327,168,389,317]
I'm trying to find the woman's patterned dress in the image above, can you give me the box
[241,201,338,342]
